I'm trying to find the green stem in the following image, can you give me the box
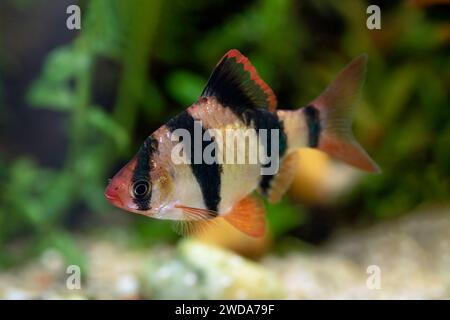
[113,0,162,154]
[92,0,162,196]
[66,44,92,191]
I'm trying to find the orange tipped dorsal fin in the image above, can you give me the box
[264,151,299,203]
[201,49,277,112]
[223,195,266,238]
[309,54,381,173]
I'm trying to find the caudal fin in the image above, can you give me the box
[307,54,380,173]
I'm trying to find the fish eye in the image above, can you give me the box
[132,180,150,199]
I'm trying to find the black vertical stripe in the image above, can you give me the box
[209,102,287,196]
[166,111,221,213]
[132,136,158,211]
[304,105,321,148]
[248,109,287,196]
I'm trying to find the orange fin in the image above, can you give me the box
[309,54,381,173]
[265,151,299,203]
[223,195,266,238]
[319,134,380,172]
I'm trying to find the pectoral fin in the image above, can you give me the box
[174,204,217,220]
[173,204,218,236]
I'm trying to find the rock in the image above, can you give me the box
[115,274,139,299]
[139,240,285,299]
[264,207,450,299]
[1,208,449,299]
[264,254,368,299]
[3,288,33,300]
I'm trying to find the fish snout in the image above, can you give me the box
[105,182,125,207]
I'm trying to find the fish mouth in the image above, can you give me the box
[104,184,124,207]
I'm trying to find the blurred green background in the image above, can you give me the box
[0,0,449,296]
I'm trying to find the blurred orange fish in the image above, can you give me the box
[105,50,380,237]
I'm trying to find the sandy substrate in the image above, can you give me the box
[1,207,449,299]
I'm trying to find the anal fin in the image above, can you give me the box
[266,151,299,203]
[223,195,266,238]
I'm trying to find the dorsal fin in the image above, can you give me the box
[201,49,277,112]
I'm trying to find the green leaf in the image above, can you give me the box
[380,65,417,124]
[40,173,74,221]
[81,0,126,58]
[42,47,90,83]
[27,46,90,111]
[87,107,129,150]
[166,71,205,106]
[4,159,50,227]
[266,199,304,237]
[27,82,75,111]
